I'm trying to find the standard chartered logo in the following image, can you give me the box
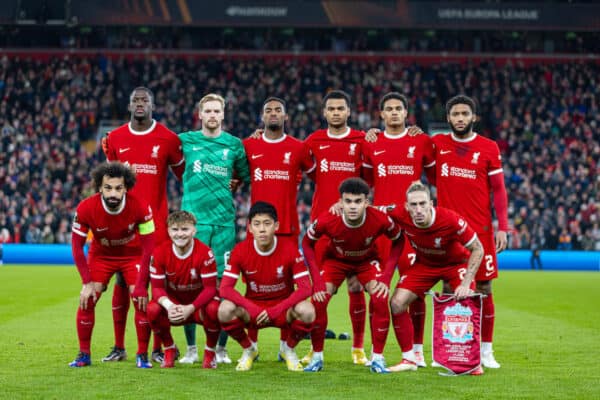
[441,162,449,177]
[320,159,329,172]
[254,167,263,181]
[377,163,386,177]
[192,159,228,177]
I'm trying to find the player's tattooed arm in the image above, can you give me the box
[455,237,484,299]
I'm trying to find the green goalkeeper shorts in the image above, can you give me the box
[195,224,236,278]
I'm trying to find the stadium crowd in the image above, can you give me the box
[0,54,598,250]
[3,26,600,55]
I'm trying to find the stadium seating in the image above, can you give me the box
[0,54,598,250]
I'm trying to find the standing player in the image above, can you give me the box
[362,92,435,367]
[432,95,508,368]
[384,181,484,373]
[243,97,315,355]
[146,211,220,368]
[180,93,250,364]
[103,86,184,364]
[218,202,315,372]
[69,162,155,368]
[303,90,370,365]
[302,178,404,373]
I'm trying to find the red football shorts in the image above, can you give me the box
[474,231,498,281]
[397,262,475,298]
[375,236,417,276]
[322,257,380,289]
[90,255,140,287]
[246,299,290,328]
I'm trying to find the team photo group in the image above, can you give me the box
[69,86,508,376]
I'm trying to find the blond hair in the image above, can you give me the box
[167,210,197,227]
[406,181,431,199]
[197,93,225,111]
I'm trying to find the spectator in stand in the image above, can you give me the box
[0,55,598,249]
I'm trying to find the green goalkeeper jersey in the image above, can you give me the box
[179,130,250,227]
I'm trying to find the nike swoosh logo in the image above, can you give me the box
[97,227,109,232]
[332,239,344,243]
[374,150,386,155]
[251,154,263,159]
[485,271,495,277]
[192,146,204,151]
[353,309,365,314]
[319,145,330,150]
[246,270,258,275]
[166,272,176,276]
[440,150,452,154]
[119,148,130,153]
[405,232,415,236]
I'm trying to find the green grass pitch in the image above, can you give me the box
[1,266,599,400]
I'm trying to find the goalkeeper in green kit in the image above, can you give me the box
[179,93,250,364]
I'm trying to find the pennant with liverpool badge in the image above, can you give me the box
[430,292,483,376]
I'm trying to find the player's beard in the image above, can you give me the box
[266,122,283,131]
[328,121,346,130]
[450,120,474,137]
[103,195,123,211]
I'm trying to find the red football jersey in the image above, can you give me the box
[363,130,435,205]
[150,238,217,305]
[72,193,153,259]
[223,237,309,302]
[433,133,503,233]
[304,128,367,220]
[244,134,314,236]
[307,207,402,263]
[388,206,477,267]
[105,120,183,241]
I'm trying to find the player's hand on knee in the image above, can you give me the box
[371,281,389,298]
[79,283,97,310]
[132,286,149,311]
[312,290,328,303]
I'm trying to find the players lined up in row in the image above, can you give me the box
[70,88,508,372]
[70,161,482,373]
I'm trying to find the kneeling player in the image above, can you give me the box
[302,177,404,373]
[384,182,483,373]
[218,202,315,372]
[70,162,155,368]
[146,211,220,368]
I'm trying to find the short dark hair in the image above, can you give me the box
[92,162,136,192]
[379,92,408,111]
[339,177,370,197]
[263,96,286,113]
[323,90,351,109]
[129,86,154,105]
[445,95,478,115]
[167,210,197,227]
[248,201,278,222]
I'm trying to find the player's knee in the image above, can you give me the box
[476,280,492,295]
[346,278,363,293]
[295,301,316,324]
[146,302,162,322]
[218,300,237,323]
[390,295,408,314]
